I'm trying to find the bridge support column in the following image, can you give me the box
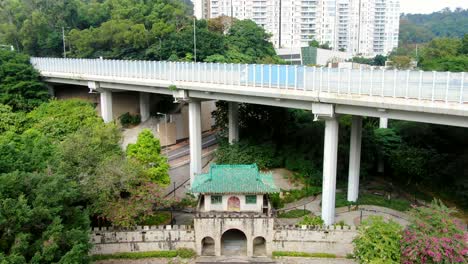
[100,89,113,123]
[139,92,150,122]
[228,102,239,144]
[321,117,339,225]
[379,117,388,129]
[347,116,362,202]
[378,117,388,173]
[189,100,202,186]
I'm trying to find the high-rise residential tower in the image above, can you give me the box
[194,0,399,56]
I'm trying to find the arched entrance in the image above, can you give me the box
[221,229,247,256]
[201,237,215,256]
[227,196,240,211]
[253,236,266,256]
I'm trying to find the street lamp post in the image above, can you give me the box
[157,112,168,156]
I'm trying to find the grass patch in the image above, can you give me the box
[335,192,411,211]
[91,249,195,261]
[278,209,311,218]
[273,251,336,258]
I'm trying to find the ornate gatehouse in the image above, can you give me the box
[191,164,279,257]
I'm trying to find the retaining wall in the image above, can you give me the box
[273,225,357,256]
[90,224,358,256]
[91,225,196,255]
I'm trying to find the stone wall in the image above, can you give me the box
[273,225,357,257]
[91,225,196,255]
[90,224,358,257]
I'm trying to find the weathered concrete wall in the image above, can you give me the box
[273,226,357,257]
[91,225,195,255]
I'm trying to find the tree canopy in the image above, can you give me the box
[0,50,48,111]
[0,1,282,63]
[0,98,173,261]
[399,8,468,45]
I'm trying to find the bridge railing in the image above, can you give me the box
[31,57,467,104]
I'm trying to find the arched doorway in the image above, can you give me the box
[253,236,266,256]
[227,196,240,211]
[201,237,215,256]
[221,229,247,256]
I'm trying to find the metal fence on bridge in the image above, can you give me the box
[31,58,467,104]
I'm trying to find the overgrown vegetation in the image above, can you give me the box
[353,216,403,264]
[272,251,336,258]
[91,248,196,261]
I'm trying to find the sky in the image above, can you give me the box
[400,0,468,14]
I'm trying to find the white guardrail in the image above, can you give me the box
[31,58,467,104]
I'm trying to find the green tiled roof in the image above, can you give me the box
[190,164,279,194]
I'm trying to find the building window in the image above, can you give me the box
[246,195,257,204]
[211,195,222,204]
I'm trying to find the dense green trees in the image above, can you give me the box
[418,36,468,71]
[0,96,172,261]
[0,172,91,263]
[0,50,48,111]
[400,8,468,44]
[0,1,282,63]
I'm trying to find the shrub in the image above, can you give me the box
[401,199,468,264]
[298,215,324,226]
[126,129,170,185]
[119,112,141,127]
[278,209,311,218]
[272,251,336,258]
[353,216,402,264]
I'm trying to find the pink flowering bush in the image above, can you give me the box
[401,199,468,263]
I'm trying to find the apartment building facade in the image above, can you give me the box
[194,0,399,56]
